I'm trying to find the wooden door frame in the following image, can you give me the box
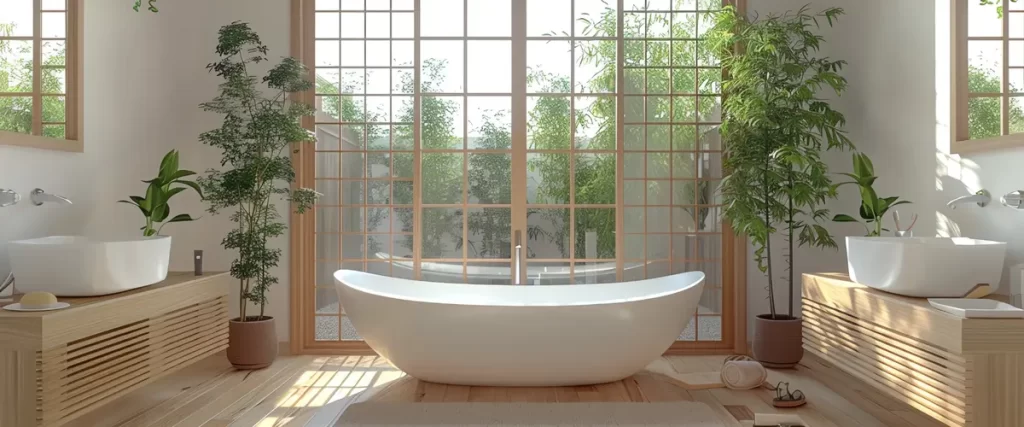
[289,0,748,356]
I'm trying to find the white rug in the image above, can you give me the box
[334,402,726,426]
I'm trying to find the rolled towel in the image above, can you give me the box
[721,360,767,390]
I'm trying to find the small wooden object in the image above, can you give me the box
[803,273,1024,427]
[0,272,231,427]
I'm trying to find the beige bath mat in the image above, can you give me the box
[334,402,726,426]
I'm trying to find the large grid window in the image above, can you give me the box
[304,0,732,347]
[0,0,82,151]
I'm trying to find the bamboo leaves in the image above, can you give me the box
[711,6,852,319]
[198,22,317,322]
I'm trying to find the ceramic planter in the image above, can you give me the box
[751,314,803,369]
[227,316,278,370]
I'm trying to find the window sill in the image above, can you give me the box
[0,131,83,153]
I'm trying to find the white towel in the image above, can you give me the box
[720,360,767,390]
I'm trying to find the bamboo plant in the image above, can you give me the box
[709,6,853,320]
[199,22,319,322]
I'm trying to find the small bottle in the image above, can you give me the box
[194,250,204,276]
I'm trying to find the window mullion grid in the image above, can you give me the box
[461,0,469,281]
[569,0,577,284]
[1005,0,1011,136]
[668,8,675,280]
[641,8,649,281]
[615,0,626,283]
[32,0,43,136]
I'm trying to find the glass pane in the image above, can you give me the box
[366,41,390,66]
[673,41,696,66]
[421,208,463,258]
[968,41,1003,93]
[315,41,340,66]
[528,0,570,37]
[969,0,1003,38]
[366,12,389,38]
[421,41,464,93]
[315,316,340,341]
[316,288,340,314]
[647,180,671,205]
[574,153,616,204]
[392,69,414,94]
[422,0,463,37]
[574,41,615,93]
[341,0,363,9]
[468,41,512,93]
[647,152,670,178]
[367,181,390,204]
[462,262,509,284]
[467,208,511,258]
[42,0,66,9]
[469,154,511,204]
[575,0,616,37]
[527,153,570,204]
[422,153,464,203]
[392,40,414,66]
[527,41,571,93]
[340,13,365,38]
[0,41,33,92]
[42,124,64,139]
[42,41,64,66]
[42,96,64,122]
[393,12,414,38]
[341,41,365,66]
[968,97,1001,140]
[527,209,570,258]
[575,96,616,150]
[341,207,364,232]
[1014,13,1024,38]
[468,0,511,37]
[468,97,511,149]
[0,1,33,36]
[316,0,340,9]
[575,208,616,258]
[1012,97,1024,133]
[421,96,463,149]
[528,96,570,149]
[367,207,390,233]
[647,207,671,233]
[0,97,32,134]
[341,181,364,204]
[316,12,339,38]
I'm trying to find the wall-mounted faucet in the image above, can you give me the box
[0,189,20,207]
[947,190,991,209]
[1002,190,1024,209]
[30,188,72,206]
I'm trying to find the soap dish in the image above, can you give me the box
[928,298,1024,318]
[3,302,71,312]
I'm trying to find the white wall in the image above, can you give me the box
[744,0,1024,328]
[1,0,294,339]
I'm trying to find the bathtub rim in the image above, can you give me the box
[334,269,705,308]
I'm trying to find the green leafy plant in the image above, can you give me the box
[709,6,853,320]
[199,22,318,322]
[832,153,911,236]
[133,0,158,12]
[118,150,202,236]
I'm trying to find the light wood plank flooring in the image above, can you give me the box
[67,352,945,427]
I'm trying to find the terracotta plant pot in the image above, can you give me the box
[751,314,803,369]
[227,316,278,370]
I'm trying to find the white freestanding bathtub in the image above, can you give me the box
[334,269,705,386]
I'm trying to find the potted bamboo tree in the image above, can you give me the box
[709,6,853,368]
[199,22,319,370]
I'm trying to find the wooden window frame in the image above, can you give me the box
[289,0,747,356]
[0,0,84,153]
[950,0,1024,154]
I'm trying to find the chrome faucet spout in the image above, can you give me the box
[947,190,990,209]
[30,188,72,206]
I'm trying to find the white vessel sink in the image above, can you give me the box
[8,236,171,297]
[847,237,1006,298]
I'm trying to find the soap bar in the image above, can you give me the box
[20,291,58,309]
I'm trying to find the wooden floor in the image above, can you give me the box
[67,352,946,427]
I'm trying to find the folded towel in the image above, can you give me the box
[721,360,767,390]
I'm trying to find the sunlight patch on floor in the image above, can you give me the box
[275,357,405,410]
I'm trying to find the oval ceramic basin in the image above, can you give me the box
[847,237,1007,298]
[8,235,171,296]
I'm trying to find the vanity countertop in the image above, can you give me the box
[803,272,1024,355]
[0,271,227,319]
